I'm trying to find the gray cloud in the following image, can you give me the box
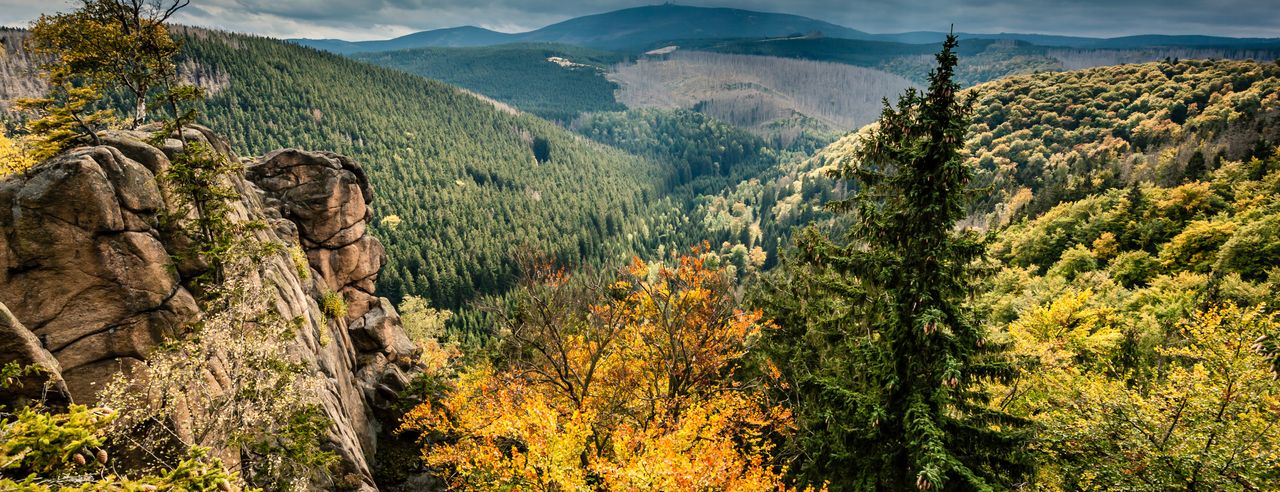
[3,0,1278,40]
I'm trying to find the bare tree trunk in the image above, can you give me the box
[134,97,147,128]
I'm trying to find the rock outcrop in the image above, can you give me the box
[0,126,418,491]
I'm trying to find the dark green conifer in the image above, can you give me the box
[755,34,1031,491]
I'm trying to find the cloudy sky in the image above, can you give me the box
[1,0,1277,41]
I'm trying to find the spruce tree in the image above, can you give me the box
[756,34,1030,490]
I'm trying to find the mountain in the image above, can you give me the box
[292,3,1280,55]
[296,26,516,54]
[294,3,873,53]
[514,4,872,50]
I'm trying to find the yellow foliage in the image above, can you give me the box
[0,130,36,176]
[1007,290,1122,370]
[1010,302,1280,490]
[1089,232,1118,260]
[400,253,799,490]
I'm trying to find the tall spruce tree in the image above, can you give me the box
[755,34,1030,490]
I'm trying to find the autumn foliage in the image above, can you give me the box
[399,252,799,490]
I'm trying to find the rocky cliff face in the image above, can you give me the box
[0,126,418,491]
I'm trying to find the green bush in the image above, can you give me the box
[1110,250,1162,288]
[321,290,348,320]
[1159,220,1237,272]
[1049,244,1098,281]
[288,245,310,280]
[1215,213,1280,281]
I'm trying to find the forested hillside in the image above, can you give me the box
[975,141,1280,490]
[609,50,915,145]
[12,28,708,311]
[353,43,626,122]
[171,32,707,309]
[686,35,1280,86]
[693,59,1280,265]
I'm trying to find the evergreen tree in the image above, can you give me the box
[1185,149,1207,181]
[755,35,1031,490]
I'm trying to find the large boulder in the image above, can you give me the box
[0,302,70,407]
[0,127,419,491]
[0,143,197,400]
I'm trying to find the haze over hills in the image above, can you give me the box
[292,3,1280,54]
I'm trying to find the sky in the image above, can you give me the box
[1,0,1277,41]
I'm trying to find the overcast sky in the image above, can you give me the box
[2,0,1277,41]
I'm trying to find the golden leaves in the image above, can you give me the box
[400,252,798,490]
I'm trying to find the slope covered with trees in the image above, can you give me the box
[979,139,1280,491]
[156,32,700,310]
[353,43,626,122]
[680,35,1280,87]
[693,58,1280,268]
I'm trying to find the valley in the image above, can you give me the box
[2,1,1280,491]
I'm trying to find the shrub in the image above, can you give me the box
[321,290,348,320]
[1049,244,1098,281]
[1110,250,1161,288]
[1159,219,1237,272]
[1215,213,1280,281]
[288,245,310,280]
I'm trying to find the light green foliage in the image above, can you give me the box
[15,84,114,162]
[378,215,401,232]
[0,361,42,391]
[1159,219,1237,272]
[321,290,348,320]
[1047,244,1097,280]
[0,405,110,475]
[1015,303,1280,490]
[397,295,458,374]
[1108,250,1161,287]
[980,146,1280,489]
[398,295,450,347]
[0,374,236,491]
[1214,211,1280,280]
[288,244,310,280]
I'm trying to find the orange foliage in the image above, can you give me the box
[400,252,802,490]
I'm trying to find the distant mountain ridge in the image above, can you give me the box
[293,4,873,53]
[291,3,1280,54]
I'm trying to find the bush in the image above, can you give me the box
[1049,244,1098,281]
[1159,219,1237,272]
[288,245,310,280]
[1215,213,1280,281]
[1110,250,1161,288]
[321,290,347,320]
